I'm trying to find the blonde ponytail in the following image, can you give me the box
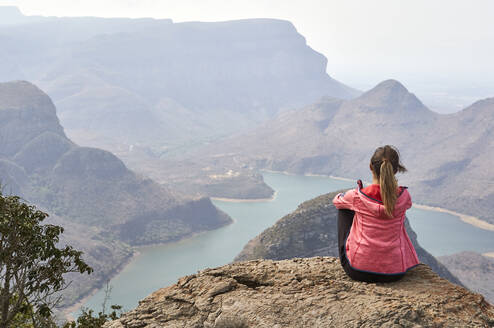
[380,159,398,217]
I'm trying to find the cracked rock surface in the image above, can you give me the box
[104,257,494,328]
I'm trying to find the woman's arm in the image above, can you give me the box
[332,189,357,211]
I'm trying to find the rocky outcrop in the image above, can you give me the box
[235,191,462,286]
[0,80,66,157]
[104,257,494,328]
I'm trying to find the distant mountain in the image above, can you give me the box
[235,191,462,286]
[0,81,231,307]
[411,98,494,222]
[210,80,435,176]
[201,79,494,224]
[0,7,359,157]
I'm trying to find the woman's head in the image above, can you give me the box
[370,145,407,177]
[370,145,407,217]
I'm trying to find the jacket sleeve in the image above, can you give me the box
[332,188,357,210]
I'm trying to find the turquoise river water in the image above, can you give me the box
[79,172,494,313]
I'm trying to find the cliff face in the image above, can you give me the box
[235,191,462,286]
[104,257,494,328]
[0,11,358,155]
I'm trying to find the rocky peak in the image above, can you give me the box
[372,79,409,93]
[52,147,130,180]
[104,257,494,328]
[0,81,66,157]
[364,79,410,98]
[0,80,57,113]
[355,79,428,113]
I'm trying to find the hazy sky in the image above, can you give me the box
[1,0,493,112]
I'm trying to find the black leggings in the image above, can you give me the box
[338,209,405,283]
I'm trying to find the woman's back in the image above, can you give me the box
[333,145,419,282]
[334,184,419,274]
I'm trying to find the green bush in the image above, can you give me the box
[63,305,122,328]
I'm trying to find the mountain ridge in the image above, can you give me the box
[0,12,359,159]
[191,79,494,224]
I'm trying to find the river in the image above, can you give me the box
[78,172,494,313]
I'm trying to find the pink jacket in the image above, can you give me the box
[333,182,420,274]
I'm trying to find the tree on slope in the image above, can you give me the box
[0,191,92,328]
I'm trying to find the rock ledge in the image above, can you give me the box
[104,257,493,328]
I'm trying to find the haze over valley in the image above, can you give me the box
[2,7,493,225]
[0,80,231,307]
[0,6,357,157]
[0,3,493,319]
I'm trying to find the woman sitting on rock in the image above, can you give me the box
[333,145,419,282]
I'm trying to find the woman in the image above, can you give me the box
[333,145,419,282]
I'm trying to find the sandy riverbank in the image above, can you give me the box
[264,169,358,183]
[211,191,278,203]
[307,173,357,183]
[412,204,494,232]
